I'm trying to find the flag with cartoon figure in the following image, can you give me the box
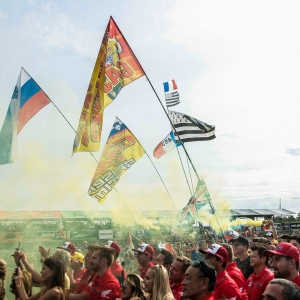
[73,17,145,153]
[88,117,145,204]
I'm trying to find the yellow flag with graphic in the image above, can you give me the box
[88,117,145,204]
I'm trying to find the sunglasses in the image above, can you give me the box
[121,283,131,291]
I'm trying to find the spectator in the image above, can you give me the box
[58,242,77,256]
[68,252,85,294]
[106,241,127,282]
[132,244,155,279]
[290,236,300,250]
[247,246,274,300]
[14,257,65,300]
[278,235,290,243]
[182,260,216,300]
[143,265,174,300]
[232,236,254,280]
[120,274,146,300]
[263,278,300,300]
[0,259,6,300]
[155,249,174,271]
[220,243,248,300]
[264,242,300,287]
[200,243,242,300]
[169,256,192,300]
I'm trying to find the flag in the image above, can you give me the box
[153,131,181,159]
[225,228,239,240]
[0,68,51,165]
[164,79,180,108]
[88,117,145,204]
[73,17,145,153]
[169,110,215,143]
[181,178,210,220]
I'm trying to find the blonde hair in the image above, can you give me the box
[149,265,174,300]
[0,259,6,286]
[22,270,32,297]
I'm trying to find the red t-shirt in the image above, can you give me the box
[169,280,184,300]
[139,261,155,279]
[202,294,215,300]
[110,260,127,278]
[246,267,274,300]
[293,274,300,287]
[75,270,97,294]
[213,270,242,300]
[69,269,86,294]
[226,262,248,300]
[84,269,121,300]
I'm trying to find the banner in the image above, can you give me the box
[73,17,145,153]
[88,117,145,204]
[99,230,113,240]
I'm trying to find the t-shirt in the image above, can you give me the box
[69,269,86,294]
[169,280,184,300]
[247,267,274,300]
[75,270,96,294]
[236,256,254,280]
[138,261,155,279]
[213,270,242,300]
[110,260,127,283]
[85,269,121,300]
[293,274,300,287]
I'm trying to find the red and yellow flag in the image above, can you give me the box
[73,17,145,153]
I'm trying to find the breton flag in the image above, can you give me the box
[169,110,216,143]
[153,131,181,159]
[73,17,145,154]
[163,80,180,108]
[0,68,51,165]
[88,117,145,204]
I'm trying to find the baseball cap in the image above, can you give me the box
[57,242,76,255]
[132,244,154,257]
[265,232,273,237]
[264,242,300,263]
[106,241,121,254]
[231,236,249,247]
[199,244,229,263]
[71,252,84,264]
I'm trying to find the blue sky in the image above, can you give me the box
[0,0,300,214]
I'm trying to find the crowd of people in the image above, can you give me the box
[1,222,300,300]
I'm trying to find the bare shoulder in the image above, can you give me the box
[41,288,63,300]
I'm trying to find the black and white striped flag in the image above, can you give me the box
[165,91,180,107]
[169,110,216,143]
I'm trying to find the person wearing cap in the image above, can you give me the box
[290,236,300,250]
[169,256,192,300]
[68,252,85,294]
[220,243,248,300]
[247,246,274,300]
[200,243,243,300]
[182,260,216,300]
[278,235,290,243]
[106,240,127,282]
[155,249,174,271]
[58,242,77,256]
[264,242,300,287]
[132,243,155,279]
[232,236,254,280]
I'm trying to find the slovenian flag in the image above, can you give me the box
[0,68,51,164]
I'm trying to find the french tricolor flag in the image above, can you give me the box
[0,68,51,164]
[163,79,178,92]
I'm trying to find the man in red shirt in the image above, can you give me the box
[220,243,248,300]
[264,242,300,287]
[168,256,192,300]
[263,278,300,300]
[182,260,216,300]
[200,243,243,300]
[106,240,127,282]
[247,246,274,300]
[132,243,155,279]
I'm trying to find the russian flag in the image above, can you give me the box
[0,68,51,164]
[163,79,178,92]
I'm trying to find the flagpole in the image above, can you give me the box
[144,75,226,240]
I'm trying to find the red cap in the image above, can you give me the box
[264,242,300,263]
[106,241,121,254]
[132,243,154,257]
[199,244,229,263]
[57,242,76,255]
